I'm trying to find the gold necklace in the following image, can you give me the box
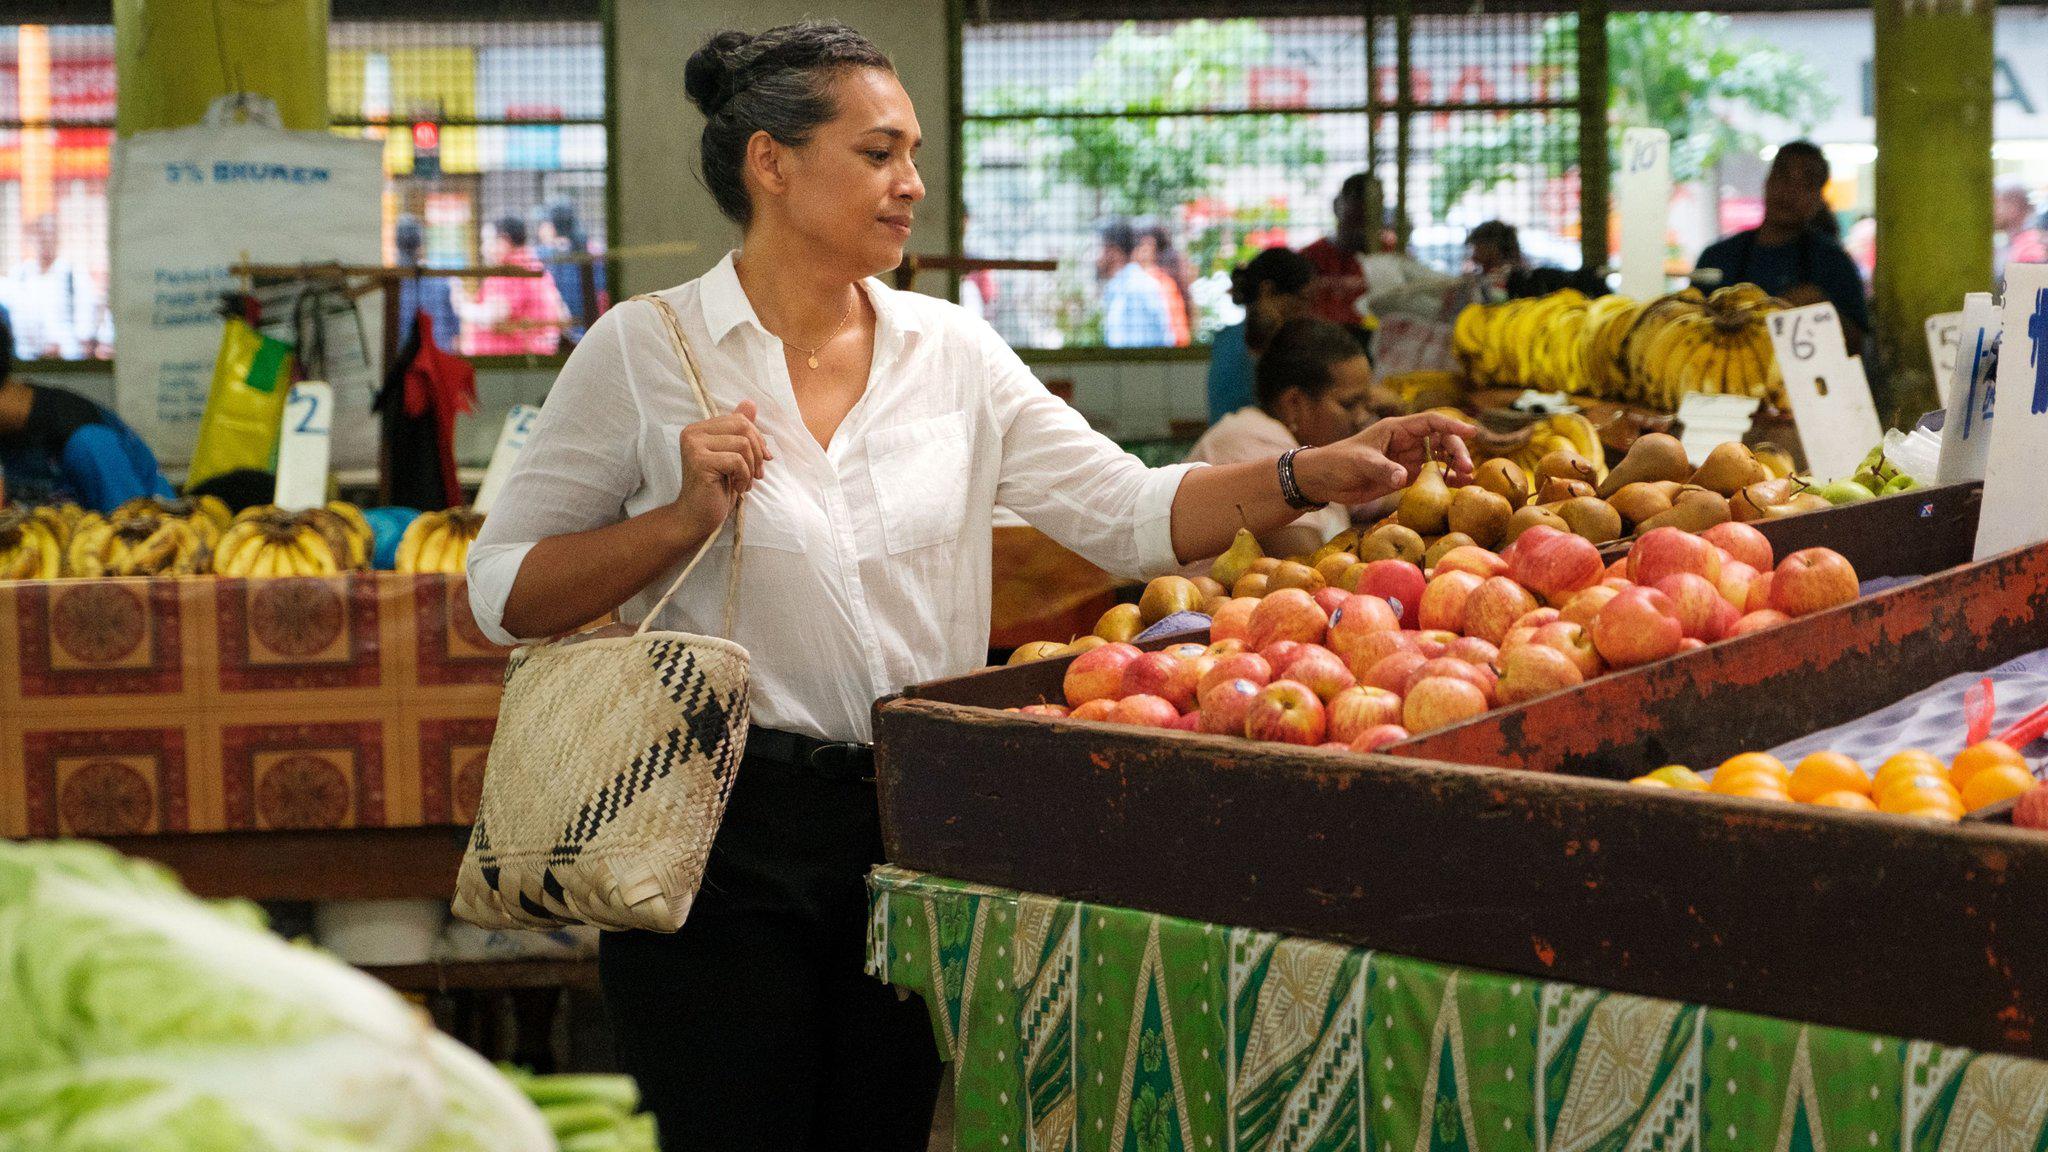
[775,292,856,370]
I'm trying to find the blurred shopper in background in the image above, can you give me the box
[0,312,172,511]
[539,199,609,346]
[1207,246,1313,421]
[457,215,569,356]
[395,214,461,351]
[1694,140,1868,348]
[1996,180,2046,280]
[1097,217,1173,347]
[7,214,96,361]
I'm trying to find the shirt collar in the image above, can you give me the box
[699,250,926,349]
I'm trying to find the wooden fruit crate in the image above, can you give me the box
[876,488,2048,1059]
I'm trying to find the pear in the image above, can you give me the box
[1596,432,1692,498]
[1730,477,1798,522]
[1396,462,1453,536]
[1536,476,1597,504]
[1360,523,1427,565]
[1312,527,1362,565]
[1424,532,1477,570]
[1209,527,1263,590]
[1637,488,1731,533]
[1608,482,1676,527]
[1535,449,1599,487]
[1138,575,1203,624]
[1095,603,1143,642]
[1447,485,1513,549]
[1502,504,1570,546]
[1688,441,1770,497]
[1190,575,1226,603]
[1233,572,1272,598]
[1474,458,1531,510]
[1763,491,1834,519]
[1007,640,1070,666]
[1268,561,1327,593]
[1557,496,1623,544]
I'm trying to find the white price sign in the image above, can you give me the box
[1925,311,1965,408]
[1766,303,1882,483]
[1974,263,2048,560]
[472,404,539,514]
[1937,292,2000,487]
[272,382,333,512]
[1618,128,1672,302]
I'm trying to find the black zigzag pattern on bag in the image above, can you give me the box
[470,816,502,890]
[549,724,688,866]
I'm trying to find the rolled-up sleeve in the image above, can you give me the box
[467,309,646,645]
[984,326,1200,580]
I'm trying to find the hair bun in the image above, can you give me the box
[684,30,754,117]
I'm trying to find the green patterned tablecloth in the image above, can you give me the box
[868,866,2048,1152]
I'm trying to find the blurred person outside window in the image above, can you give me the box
[1135,220,1191,347]
[1096,217,1172,348]
[6,214,96,361]
[1300,173,1376,331]
[539,199,609,346]
[1188,316,1402,558]
[1464,220,1523,303]
[1207,246,1313,421]
[456,215,569,356]
[394,214,461,351]
[1996,180,2046,279]
[1694,140,1869,348]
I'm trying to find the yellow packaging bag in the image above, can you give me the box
[186,317,295,491]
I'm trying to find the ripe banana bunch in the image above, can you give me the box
[1620,285,1786,410]
[1452,290,1591,392]
[112,495,230,554]
[0,507,64,580]
[69,512,209,577]
[1495,411,1608,487]
[225,502,373,571]
[396,508,486,575]
[212,509,348,578]
[1574,294,1645,398]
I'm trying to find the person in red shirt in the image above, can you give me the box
[1301,172,1379,331]
[456,215,569,356]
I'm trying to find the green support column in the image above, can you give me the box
[114,0,328,136]
[1871,0,1993,427]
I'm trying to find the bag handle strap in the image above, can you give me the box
[632,293,745,638]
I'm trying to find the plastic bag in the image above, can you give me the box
[185,316,293,490]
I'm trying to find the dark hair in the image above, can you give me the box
[545,200,586,250]
[1098,217,1138,256]
[0,307,13,383]
[1338,172,1375,204]
[394,213,423,260]
[1466,220,1520,261]
[493,215,528,249]
[684,22,895,227]
[1256,317,1366,412]
[1228,246,1313,308]
[1773,139,1830,187]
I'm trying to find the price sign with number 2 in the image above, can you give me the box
[273,382,333,513]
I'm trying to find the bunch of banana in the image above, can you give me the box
[1619,285,1785,410]
[396,508,486,575]
[325,501,374,567]
[1574,294,1645,398]
[112,495,230,552]
[69,512,209,577]
[1490,411,1609,489]
[1451,290,1591,391]
[0,507,64,580]
[225,501,373,571]
[211,509,346,577]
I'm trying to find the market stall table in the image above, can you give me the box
[870,866,2048,1152]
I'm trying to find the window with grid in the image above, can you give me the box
[961,7,1586,352]
[328,18,608,357]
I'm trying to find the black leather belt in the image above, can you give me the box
[746,726,876,784]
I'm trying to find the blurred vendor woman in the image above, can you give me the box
[467,21,1474,1150]
[0,313,174,511]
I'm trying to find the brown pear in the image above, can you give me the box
[1557,496,1624,544]
[1474,458,1531,510]
[1095,603,1143,642]
[1608,482,1676,527]
[1233,572,1271,598]
[1637,488,1731,533]
[1396,462,1453,535]
[1535,449,1599,487]
[1423,532,1477,570]
[1596,432,1692,498]
[1688,441,1771,497]
[1360,524,1427,565]
[1536,476,1597,504]
[1268,560,1327,593]
[1447,485,1513,549]
[1730,477,1798,522]
[1763,491,1834,519]
[1502,504,1570,546]
[1249,556,1282,576]
[1209,527,1264,589]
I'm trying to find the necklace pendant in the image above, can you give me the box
[807,354,820,369]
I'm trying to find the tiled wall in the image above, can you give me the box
[1024,356,1212,442]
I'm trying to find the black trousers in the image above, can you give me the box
[598,743,943,1152]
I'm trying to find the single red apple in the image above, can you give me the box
[1069,698,1119,723]
[1403,676,1490,734]
[1287,645,1358,701]
[1746,570,1775,615]
[1702,521,1773,571]
[1259,640,1306,672]
[1204,638,1247,658]
[1628,526,1723,588]
[1770,548,1859,617]
[1170,710,1203,732]
[1064,642,1142,707]
[1414,630,1459,659]
[1248,588,1330,650]
[1727,608,1791,637]
[1446,636,1500,667]
[1715,561,1759,613]
[1419,570,1485,633]
[1111,694,1181,727]
[1312,586,1351,617]
[1210,597,1259,645]
[1341,629,1416,680]
[1511,530,1604,601]
[1327,684,1405,743]
[1199,677,1263,736]
[1364,650,1430,694]
[1433,545,1510,580]
[1404,656,1496,702]
[1326,593,1401,670]
[1652,573,1727,641]
[1356,560,1427,629]
[1461,576,1542,646]
[1591,585,1684,668]
[1528,621,1603,678]
[1559,583,1622,629]
[1503,524,1564,565]
[1200,652,1273,698]
[1017,703,1070,718]
[1162,643,1208,661]
[1496,641,1585,704]
[1350,723,1411,752]
[1245,680,1329,745]
[2012,782,2048,830]
[1511,606,1561,634]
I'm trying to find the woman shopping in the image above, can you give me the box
[467,21,1474,1151]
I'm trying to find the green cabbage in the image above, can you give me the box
[0,839,553,1152]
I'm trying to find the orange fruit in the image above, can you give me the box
[1888,801,1963,823]
[1789,751,1869,802]
[1878,782,1964,817]
[1951,740,2028,792]
[1717,777,1793,802]
[1874,750,1947,794]
[1960,763,2038,812]
[1875,772,1959,808]
[1717,752,1790,781]
[1647,765,1708,791]
[1630,776,1673,788]
[1808,790,1877,811]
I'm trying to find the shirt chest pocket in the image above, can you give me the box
[866,411,971,555]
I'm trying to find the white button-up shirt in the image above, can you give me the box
[468,253,1198,742]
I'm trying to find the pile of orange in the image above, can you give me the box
[1628,740,2038,822]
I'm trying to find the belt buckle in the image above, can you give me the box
[809,741,875,784]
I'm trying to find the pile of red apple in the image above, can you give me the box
[1014,520,1860,751]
